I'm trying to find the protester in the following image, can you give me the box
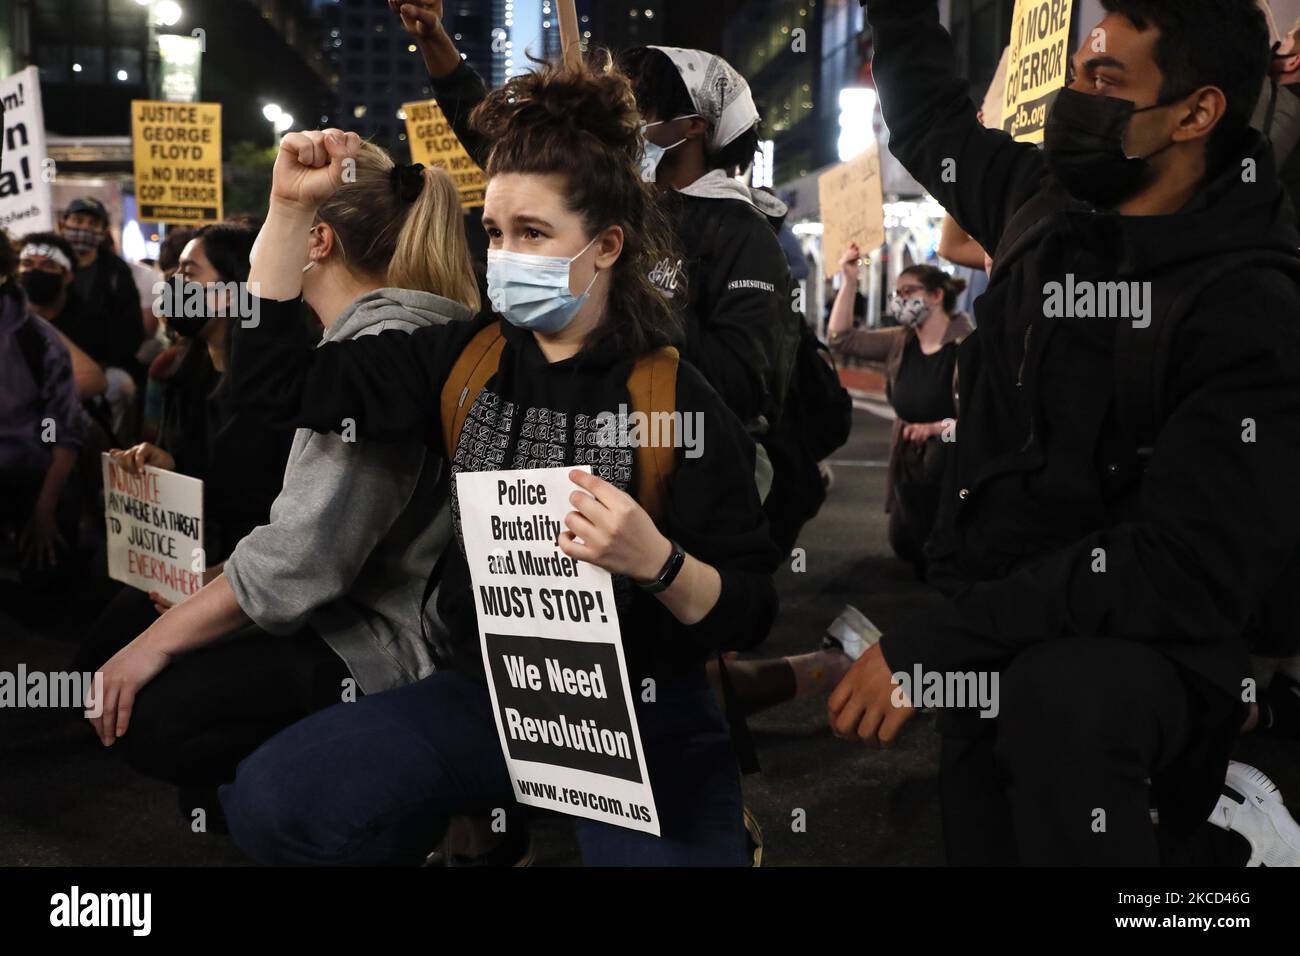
[833,0,1300,866]
[0,231,86,581]
[56,198,146,434]
[828,249,971,575]
[392,4,823,552]
[75,152,479,832]
[137,227,198,443]
[218,55,779,866]
[72,222,303,712]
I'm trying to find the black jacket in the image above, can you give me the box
[865,0,1300,707]
[429,62,799,428]
[158,331,300,562]
[68,251,146,372]
[232,297,780,685]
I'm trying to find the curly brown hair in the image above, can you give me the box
[469,53,682,358]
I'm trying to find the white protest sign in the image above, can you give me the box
[456,466,660,836]
[101,454,204,606]
[0,66,55,234]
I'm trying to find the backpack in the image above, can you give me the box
[437,320,681,521]
[784,322,853,463]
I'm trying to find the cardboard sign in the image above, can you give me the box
[557,0,583,69]
[403,99,486,209]
[456,466,660,835]
[818,140,885,279]
[1001,0,1074,143]
[0,66,55,234]
[102,454,204,606]
[983,45,1011,130]
[131,100,223,224]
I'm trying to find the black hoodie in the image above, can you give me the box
[864,0,1300,720]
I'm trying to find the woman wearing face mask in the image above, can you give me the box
[218,59,778,867]
[76,155,481,834]
[827,249,972,576]
[398,7,806,542]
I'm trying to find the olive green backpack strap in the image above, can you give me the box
[439,320,507,459]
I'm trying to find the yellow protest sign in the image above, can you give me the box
[818,141,884,280]
[131,100,222,224]
[403,99,486,209]
[1001,0,1074,143]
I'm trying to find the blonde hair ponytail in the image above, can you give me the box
[390,165,480,311]
[315,142,480,312]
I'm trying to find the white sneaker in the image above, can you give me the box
[1209,761,1300,867]
[821,604,882,662]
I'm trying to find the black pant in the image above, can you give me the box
[72,586,352,789]
[936,636,1236,866]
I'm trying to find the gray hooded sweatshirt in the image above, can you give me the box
[224,288,474,694]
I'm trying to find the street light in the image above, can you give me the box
[274,113,294,133]
[153,1,183,27]
[262,103,283,123]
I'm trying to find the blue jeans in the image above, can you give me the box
[219,668,748,866]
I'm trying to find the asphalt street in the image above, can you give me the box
[1,406,1296,866]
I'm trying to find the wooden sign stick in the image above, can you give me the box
[557,0,583,69]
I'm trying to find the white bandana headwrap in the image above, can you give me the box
[20,243,73,273]
[647,46,759,153]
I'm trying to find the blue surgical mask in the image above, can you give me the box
[486,235,601,334]
[639,116,694,182]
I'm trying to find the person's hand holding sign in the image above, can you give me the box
[559,470,723,626]
[109,442,175,474]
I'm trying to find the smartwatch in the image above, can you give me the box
[638,539,685,594]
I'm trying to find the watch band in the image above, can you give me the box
[638,539,685,594]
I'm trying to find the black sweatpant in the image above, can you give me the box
[934,636,1236,866]
[72,586,353,789]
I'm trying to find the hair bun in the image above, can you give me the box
[471,56,643,164]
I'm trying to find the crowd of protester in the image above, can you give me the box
[4,0,1300,867]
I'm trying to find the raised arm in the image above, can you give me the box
[393,0,492,167]
[236,129,475,445]
[863,0,1047,252]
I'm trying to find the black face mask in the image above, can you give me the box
[165,313,211,338]
[19,270,64,306]
[1043,87,1182,208]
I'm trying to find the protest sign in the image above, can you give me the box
[403,99,486,209]
[0,66,55,234]
[983,45,1011,129]
[1001,0,1074,143]
[131,100,222,224]
[818,140,885,279]
[557,0,583,69]
[102,454,204,606]
[456,466,660,835]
